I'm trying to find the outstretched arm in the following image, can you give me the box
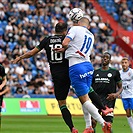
[12,47,40,64]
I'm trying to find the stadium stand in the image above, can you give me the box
[0,0,132,98]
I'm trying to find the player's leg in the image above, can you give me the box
[122,98,133,132]
[58,100,78,133]
[79,94,111,133]
[88,89,113,116]
[82,105,94,133]
[69,62,111,133]
[91,117,97,133]
[53,72,78,133]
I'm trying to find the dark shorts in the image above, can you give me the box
[102,115,113,123]
[52,70,70,100]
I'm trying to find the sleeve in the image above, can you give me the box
[115,70,122,83]
[66,27,76,40]
[36,37,48,51]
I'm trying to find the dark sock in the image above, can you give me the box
[60,105,74,131]
[94,128,96,133]
[89,91,106,110]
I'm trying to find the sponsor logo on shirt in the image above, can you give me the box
[95,78,110,83]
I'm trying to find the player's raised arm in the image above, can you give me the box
[11,47,40,64]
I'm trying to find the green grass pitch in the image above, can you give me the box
[1,115,131,133]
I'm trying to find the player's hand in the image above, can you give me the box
[11,57,21,64]
[52,48,65,53]
[106,93,117,101]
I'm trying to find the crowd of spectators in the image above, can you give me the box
[98,0,133,31]
[0,0,132,98]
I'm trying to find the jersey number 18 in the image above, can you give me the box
[49,44,63,61]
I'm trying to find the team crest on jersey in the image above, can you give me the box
[107,73,112,77]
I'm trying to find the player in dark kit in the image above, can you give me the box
[91,52,123,133]
[0,64,9,128]
[12,22,78,133]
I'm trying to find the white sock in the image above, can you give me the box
[82,105,91,128]
[127,117,133,132]
[82,100,105,127]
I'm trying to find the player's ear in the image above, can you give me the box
[77,21,80,25]
[87,26,90,29]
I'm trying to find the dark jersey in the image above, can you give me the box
[0,64,6,93]
[36,35,70,100]
[36,35,69,74]
[92,67,122,108]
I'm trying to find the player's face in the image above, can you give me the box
[101,54,111,66]
[121,59,129,71]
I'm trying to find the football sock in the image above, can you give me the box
[127,116,133,132]
[89,91,106,110]
[82,105,92,128]
[60,105,74,131]
[82,101,105,127]
[94,128,96,133]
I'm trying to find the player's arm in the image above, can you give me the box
[12,37,48,64]
[0,76,7,90]
[116,81,123,97]
[107,70,123,100]
[107,81,123,99]
[62,37,71,50]
[107,82,122,101]
[12,47,40,64]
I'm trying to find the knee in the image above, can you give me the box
[58,100,66,107]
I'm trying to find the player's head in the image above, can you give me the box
[55,22,68,35]
[78,17,90,27]
[101,51,111,66]
[121,57,129,71]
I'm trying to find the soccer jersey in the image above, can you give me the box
[36,35,69,74]
[65,26,94,63]
[120,68,133,98]
[36,35,70,100]
[92,67,122,107]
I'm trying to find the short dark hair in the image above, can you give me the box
[55,22,67,33]
[103,51,111,59]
